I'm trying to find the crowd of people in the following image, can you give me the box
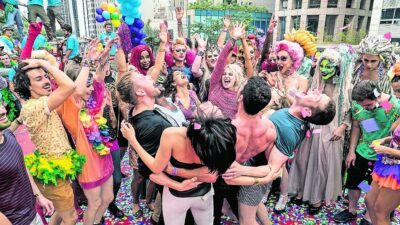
[1,2,400,225]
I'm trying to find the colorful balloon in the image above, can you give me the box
[125,16,134,25]
[107,4,116,13]
[102,11,111,20]
[100,2,108,11]
[134,18,144,29]
[96,15,105,23]
[111,20,121,28]
[95,7,103,15]
[111,12,119,20]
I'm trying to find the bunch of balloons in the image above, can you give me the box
[117,0,146,46]
[95,2,122,28]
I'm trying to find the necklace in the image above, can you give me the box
[79,95,112,156]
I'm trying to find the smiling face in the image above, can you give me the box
[26,68,52,99]
[173,44,187,62]
[172,70,189,87]
[140,51,151,69]
[362,54,380,71]
[320,59,337,80]
[276,50,293,74]
[222,67,237,90]
[206,50,219,68]
[0,104,10,130]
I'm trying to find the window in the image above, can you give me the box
[381,8,395,20]
[369,0,374,10]
[395,8,400,19]
[278,17,286,41]
[292,16,301,29]
[344,15,354,27]
[293,0,302,9]
[357,16,364,31]
[366,16,371,33]
[307,15,319,34]
[346,0,353,8]
[281,0,288,10]
[324,15,337,41]
[360,0,366,9]
[309,0,320,8]
[327,0,338,8]
[380,20,392,24]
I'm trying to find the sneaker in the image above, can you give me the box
[359,218,372,225]
[333,209,357,223]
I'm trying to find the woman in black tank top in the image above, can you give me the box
[121,116,237,225]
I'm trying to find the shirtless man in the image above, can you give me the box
[173,76,336,225]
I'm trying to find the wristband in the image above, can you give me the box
[16,118,22,125]
[222,28,228,32]
[171,167,178,176]
[197,51,205,57]
[34,193,41,198]
[158,48,166,53]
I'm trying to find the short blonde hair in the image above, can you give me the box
[224,63,244,90]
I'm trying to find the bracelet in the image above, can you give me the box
[34,193,41,198]
[222,28,228,32]
[41,64,49,73]
[197,51,205,57]
[178,21,182,25]
[158,48,166,53]
[253,177,259,186]
[171,167,178,176]
[16,118,22,125]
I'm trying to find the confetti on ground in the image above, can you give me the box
[73,153,400,225]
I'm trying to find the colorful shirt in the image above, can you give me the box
[48,0,61,7]
[28,0,43,6]
[3,0,19,6]
[174,90,197,120]
[0,36,14,52]
[99,32,117,56]
[20,96,71,158]
[351,96,400,161]
[208,39,238,119]
[66,34,79,60]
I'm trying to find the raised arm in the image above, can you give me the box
[121,122,173,174]
[21,59,75,111]
[95,38,115,82]
[191,35,207,78]
[0,213,11,225]
[165,163,218,183]
[241,38,254,78]
[20,22,43,60]
[115,35,128,80]
[176,7,185,38]
[149,23,168,81]
[210,22,245,89]
[217,16,231,49]
[258,14,277,72]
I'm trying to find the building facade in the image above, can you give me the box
[274,0,373,42]
[369,0,400,44]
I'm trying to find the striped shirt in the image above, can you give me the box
[0,129,36,225]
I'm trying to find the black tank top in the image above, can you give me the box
[167,156,211,197]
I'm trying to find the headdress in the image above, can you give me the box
[284,29,317,57]
[357,35,395,69]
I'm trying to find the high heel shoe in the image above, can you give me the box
[307,203,322,215]
[274,195,288,213]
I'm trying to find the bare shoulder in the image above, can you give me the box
[163,127,187,137]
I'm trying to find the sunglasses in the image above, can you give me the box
[276,56,288,62]
[207,54,218,59]
[175,48,186,53]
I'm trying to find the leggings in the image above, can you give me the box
[213,183,239,225]
[162,187,214,225]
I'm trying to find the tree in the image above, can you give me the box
[143,20,160,53]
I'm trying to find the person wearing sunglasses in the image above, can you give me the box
[168,38,193,81]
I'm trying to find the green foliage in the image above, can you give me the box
[336,29,367,44]
[143,20,160,53]
[189,0,268,13]
[190,13,256,43]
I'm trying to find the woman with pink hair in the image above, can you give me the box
[129,45,155,76]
